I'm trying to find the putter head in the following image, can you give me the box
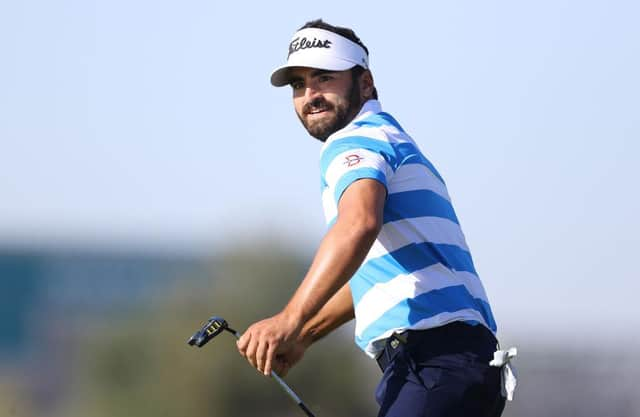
[188,316,229,347]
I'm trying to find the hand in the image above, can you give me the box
[236,312,304,376]
[272,339,309,377]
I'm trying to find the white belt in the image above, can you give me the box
[489,347,518,401]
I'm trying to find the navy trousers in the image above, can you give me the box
[375,322,505,417]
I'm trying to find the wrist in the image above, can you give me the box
[278,308,305,336]
[280,306,317,347]
[297,324,318,348]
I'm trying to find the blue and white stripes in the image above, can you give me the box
[320,100,497,358]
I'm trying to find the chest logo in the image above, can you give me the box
[343,154,364,167]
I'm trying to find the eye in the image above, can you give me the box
[318,74,333,83]
[290,80,304,90]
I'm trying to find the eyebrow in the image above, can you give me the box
[289,75,303,85]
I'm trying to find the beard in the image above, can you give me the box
[296,79,363,142]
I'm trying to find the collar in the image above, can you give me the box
[322,99,382,149]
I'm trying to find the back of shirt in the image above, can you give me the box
[320,100,497,358]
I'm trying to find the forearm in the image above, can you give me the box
[282,213,379,327]
[236,180,385,376]
[298,282,354,346]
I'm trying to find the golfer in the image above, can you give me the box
[238,19,514,417]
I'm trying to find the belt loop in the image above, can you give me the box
[394,331,408,344]
[376,332,408,371]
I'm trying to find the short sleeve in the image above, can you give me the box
[321,138,396,204]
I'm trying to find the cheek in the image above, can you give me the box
[293,98,305,116]
[329,93,349,110]
[317,92,340,107]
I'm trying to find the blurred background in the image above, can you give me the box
[1,1,639,416]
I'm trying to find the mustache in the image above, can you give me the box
[303,97,333,115]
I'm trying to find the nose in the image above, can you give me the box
[304,80,321,101]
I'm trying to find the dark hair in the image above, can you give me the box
[299,19,378,100]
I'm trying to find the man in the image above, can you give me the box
[237,19,514,417]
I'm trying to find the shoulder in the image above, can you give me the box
[321,121,395,169]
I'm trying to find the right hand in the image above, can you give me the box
[236,312,302,377]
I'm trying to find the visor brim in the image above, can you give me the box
[270,58,360,87]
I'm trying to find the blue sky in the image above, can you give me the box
[1,0,638,343]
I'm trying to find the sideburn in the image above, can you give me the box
[317,77,363,142]
[347,71,364,121]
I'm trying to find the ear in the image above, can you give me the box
[359,70,375,101]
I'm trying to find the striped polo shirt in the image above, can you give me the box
[320,100,497,358]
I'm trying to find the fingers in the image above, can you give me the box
[235,314,302,377]
[236,325,277,376]
[237,332,249,357]
[246,337,260,370]
[256,337,268,375]
[264,343,277,376]
[237,331,262,371]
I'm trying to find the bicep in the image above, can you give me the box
[336,178,386,229]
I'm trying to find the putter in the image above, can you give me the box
[188,316,316,417]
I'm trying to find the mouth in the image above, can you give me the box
[304,99,333,118]
[307,111,326,119]
[305,106,332,119]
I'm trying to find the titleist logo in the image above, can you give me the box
[288,37,332,57]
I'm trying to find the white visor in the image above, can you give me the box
[270,27,369,87]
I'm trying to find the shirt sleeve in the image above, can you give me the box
[321,138,395,205]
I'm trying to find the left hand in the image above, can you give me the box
[236,312,303,376]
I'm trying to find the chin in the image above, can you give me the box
[297,111,342,142]
[305,121,335,141]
